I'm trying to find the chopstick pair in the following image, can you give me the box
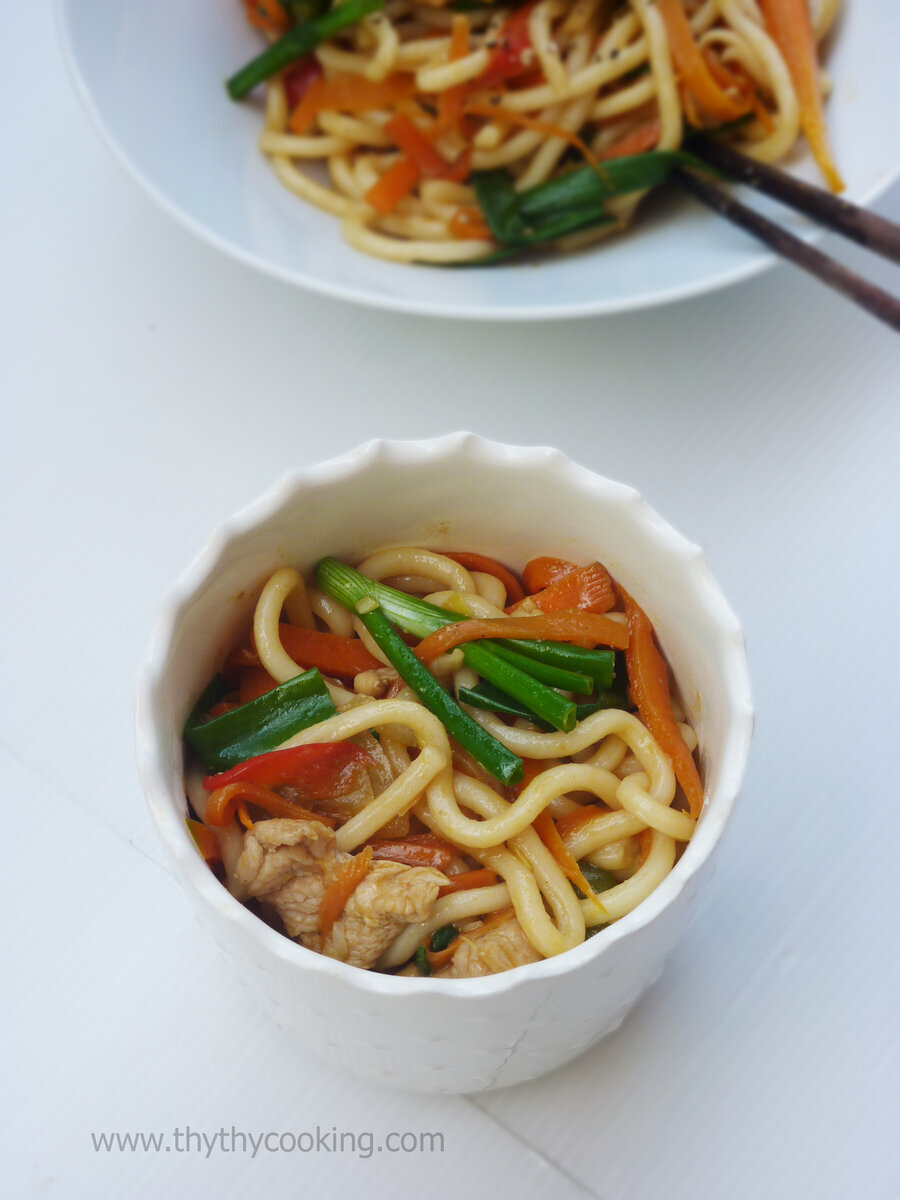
[671,137,900,334]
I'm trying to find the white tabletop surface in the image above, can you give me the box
[4,3,900,1197]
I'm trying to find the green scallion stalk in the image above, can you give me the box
[352,599,524,787]
[462,643,576,732]
[414,945,431,975]
[574,861,618,899]
[429,924,459,952]
[458,682,627,729]
[487,642,592,695]
[226,0,384,100]
[498,639,616,689]
[184,668,337,772]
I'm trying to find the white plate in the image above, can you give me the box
[58,0,900,320]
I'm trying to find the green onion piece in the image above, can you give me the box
[352,600,524,787]
[429,924,459,952]
[574,860,618,900]
[414,945,431,975]
[471,170,615,249]
[458,682,627,729]
[184,668,336,772]
[499,639,616,689]
[226,0,384,100]
[463,643,576,732]
[316,558,454,637]
[487,643,593,695]
[516,150,712,224]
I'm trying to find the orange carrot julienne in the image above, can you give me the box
[289,73,417,136]
[320,846,373,940]
[623,590,703,819]
[522,557,577,594]
[555,803,613,840]
[186,818,221,863]
[436,15,470,133]
[445,551,526,605]
[204,781,337,829]
[368,833,457,872]
[240,666,279,704]
[635,828,654,870]
[386,114,450,179]
[416,610,629,662]
[242,0,289,37]
[437,867,498,897]
[464,102,598,167]
[510,562,615,615]
[425,939,459,969]
[758,0,844,192]
[365,157,421,215]
[278,624,381,677]
[656,0,751,123]
[447,207,492,241]
[533,809,603,904]
[599,118,662,161]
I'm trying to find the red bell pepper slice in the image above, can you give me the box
[202,743,371,795]
[480,3,536,89]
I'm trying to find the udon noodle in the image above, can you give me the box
[230,0,844,262]
[184,546,703,978]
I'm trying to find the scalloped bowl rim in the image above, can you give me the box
[136,434,753,998]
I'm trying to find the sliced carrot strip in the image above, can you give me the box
[437,867,499,897]
[510,562,615,615]
[656,0,751,123]
[522,557,577,594]
[416,610,629,662]
[385,114,449,178]
[623,590,703,819]
[320,846,373,940]
[555,803,613,839]
[278,625,381,677]
[204,781,337,828]
[426,939,459,970]
[242,0,289,37]
[445,551,525,604]
[758,0,843,192]
[289,73,417,136]
[599,118,662,161]
[365,157,421,215]
[435,14,470,133]
[240,666,279,704]
[367,833,456,872]
[186,818,221,863]
[448,206,492,241]
[533,809,603,902]
[465,102,598,167]
[635,827,653,870]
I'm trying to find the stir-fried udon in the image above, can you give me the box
[184,548,702,978]
[226,0,843,263]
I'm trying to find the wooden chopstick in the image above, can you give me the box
[671,166,900,334]
[690,137,900,266]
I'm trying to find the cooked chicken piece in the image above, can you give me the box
[236,819,334,938]
[236,819,446,970]
[324,860,447,969]
[434,911,543,978]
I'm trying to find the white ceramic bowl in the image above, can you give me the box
[136,435,753,1092]
[59,0,899,320]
